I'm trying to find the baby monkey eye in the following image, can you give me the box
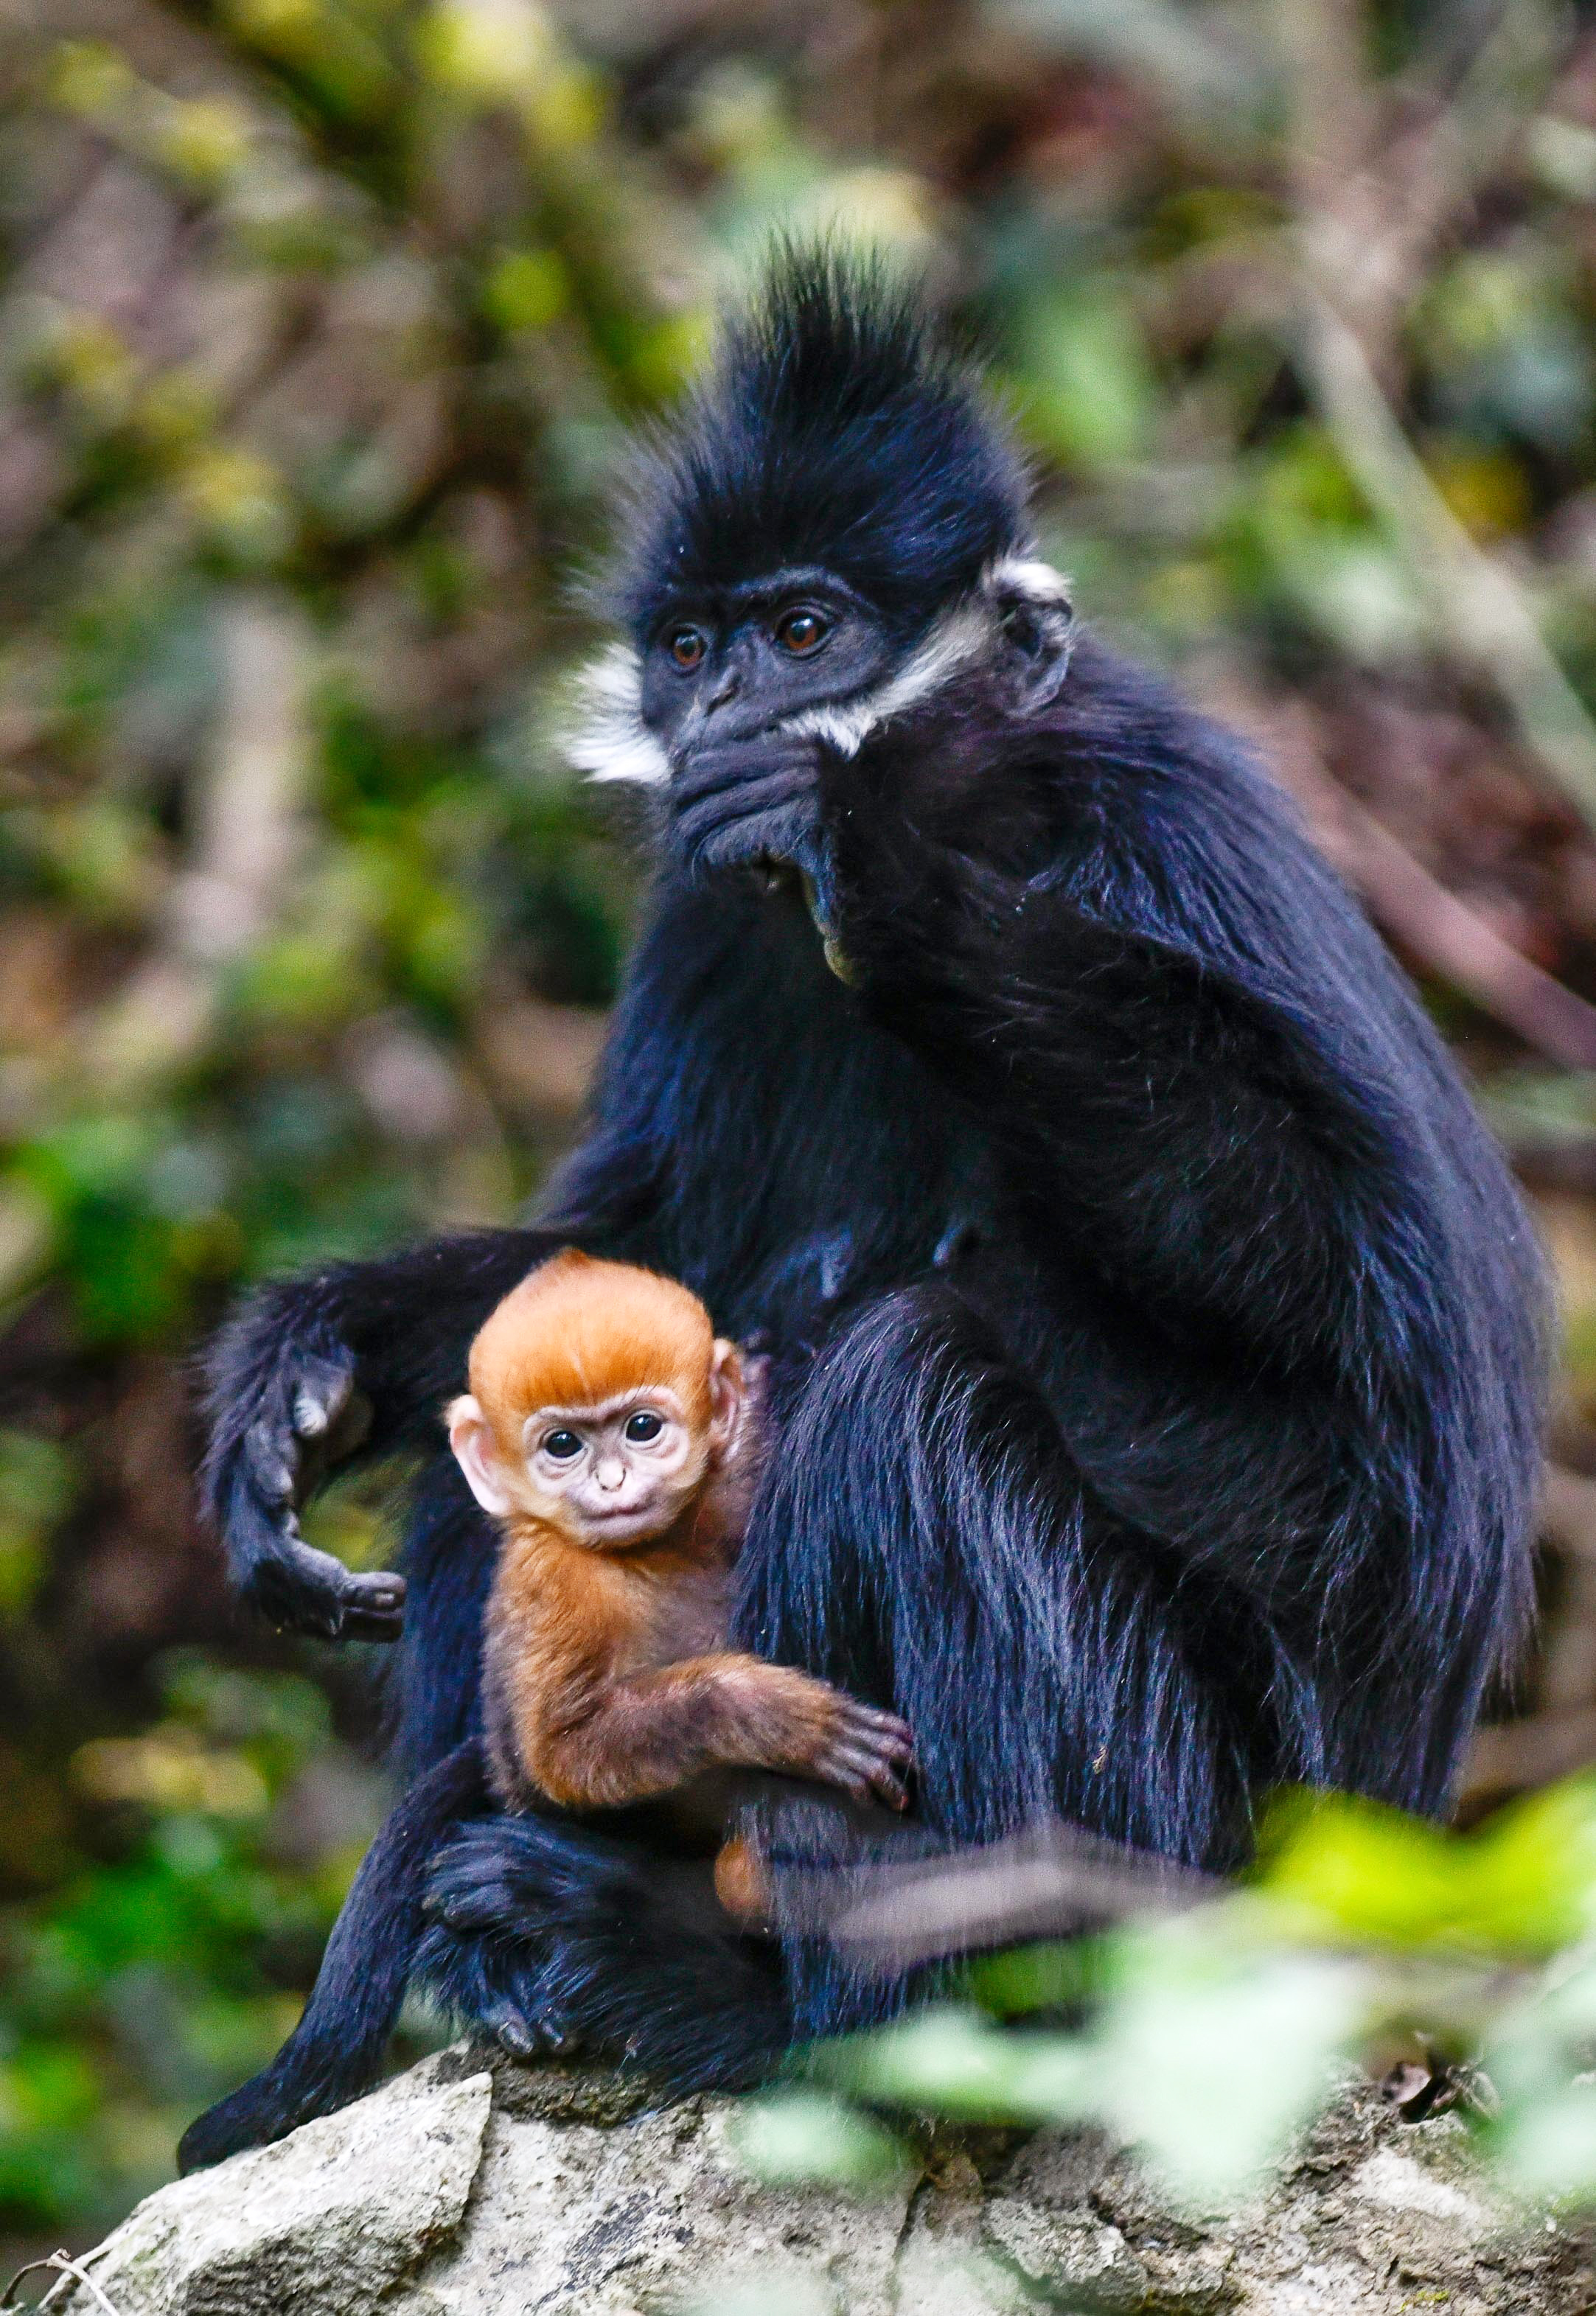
[773,607,829,656]
[543,1429,583,1460]
[624,1409,664,1444]
[668,627,706,670]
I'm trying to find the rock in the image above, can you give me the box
[54,2059,492,2316]
[55,2052,1596,2315]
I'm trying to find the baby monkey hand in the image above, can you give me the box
[806,1690,916,1811]
[732,1661,913,1810]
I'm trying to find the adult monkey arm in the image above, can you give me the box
[203,1214,658,1642]
[809,638,1546,1807]
[665,649,1438,1376]
[202,1229,554,1639]
[824,638,1531,1381]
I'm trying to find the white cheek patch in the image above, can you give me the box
[782,593,1000,758]
[785,703,875,758]
[563,557,1073,783]
[988,554,1072,607]
[565,643,672,786]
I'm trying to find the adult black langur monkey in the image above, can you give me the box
[178,245,1546,2172]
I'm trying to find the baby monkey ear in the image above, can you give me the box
[989,558,1074,714]
[707,1340,746,1454]
[447,1394,515,1518]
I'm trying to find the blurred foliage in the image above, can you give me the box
[0,1653,388,2230]
[735,1779,1596,2219]
[9,0,1596,2257]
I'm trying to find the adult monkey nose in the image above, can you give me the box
[695,637,763,728]
[677,670,746,756]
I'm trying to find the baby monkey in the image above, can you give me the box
[447,1249,913,1919]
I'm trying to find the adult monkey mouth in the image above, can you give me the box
[560,635,855,982]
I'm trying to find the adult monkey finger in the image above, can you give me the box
[227,1448,406,1642]
[671,730,822,817]
[214,1332,403,1642]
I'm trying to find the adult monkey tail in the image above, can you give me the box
[177,1738,486,2173]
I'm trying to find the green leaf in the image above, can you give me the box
[1491,2079,1596,2202]
[814,2006,1094,2126]
[1095,1917,1363,2203]
[728,2088,910,2192]
[1259,1785,1596,1955]
[965,1937,1097,2017]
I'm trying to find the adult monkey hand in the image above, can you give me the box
[204,1297,400,1642]
[669,728,850,974]
[669,728,826,883]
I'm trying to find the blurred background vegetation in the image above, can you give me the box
[10,0,1596,2262]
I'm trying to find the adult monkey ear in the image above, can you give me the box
[989,558,1074,714]
[447,1394,514,1517]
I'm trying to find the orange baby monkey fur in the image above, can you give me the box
[447,1252,913,1919]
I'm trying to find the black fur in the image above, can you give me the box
[613,242,1029,646]
[181,251,1546,2168]
[416,1813,790,2092]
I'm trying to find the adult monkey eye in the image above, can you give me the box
[544,1429,583,1460]
[668,627,706,670]
[624,1409,664,1444]
[773,607,829,655]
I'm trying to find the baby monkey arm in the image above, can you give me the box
[522,1653,913,1813]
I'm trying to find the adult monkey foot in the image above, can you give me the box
[481,1999,585,2063]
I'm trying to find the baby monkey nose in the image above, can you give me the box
[595,1457,627,1492]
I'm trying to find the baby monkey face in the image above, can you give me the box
[447,1258,744,1556]
[523,1387,702,1546]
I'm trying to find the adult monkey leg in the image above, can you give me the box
[736,1283,1254,2043]
[416,1810,792,2096]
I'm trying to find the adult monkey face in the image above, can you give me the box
[639,569,894,748]
[648,557,1073,925]
[565,245,1073,930]
[641,568,892,889]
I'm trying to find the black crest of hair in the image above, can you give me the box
[181,242,1548,2172]
[611,239,1031,643]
